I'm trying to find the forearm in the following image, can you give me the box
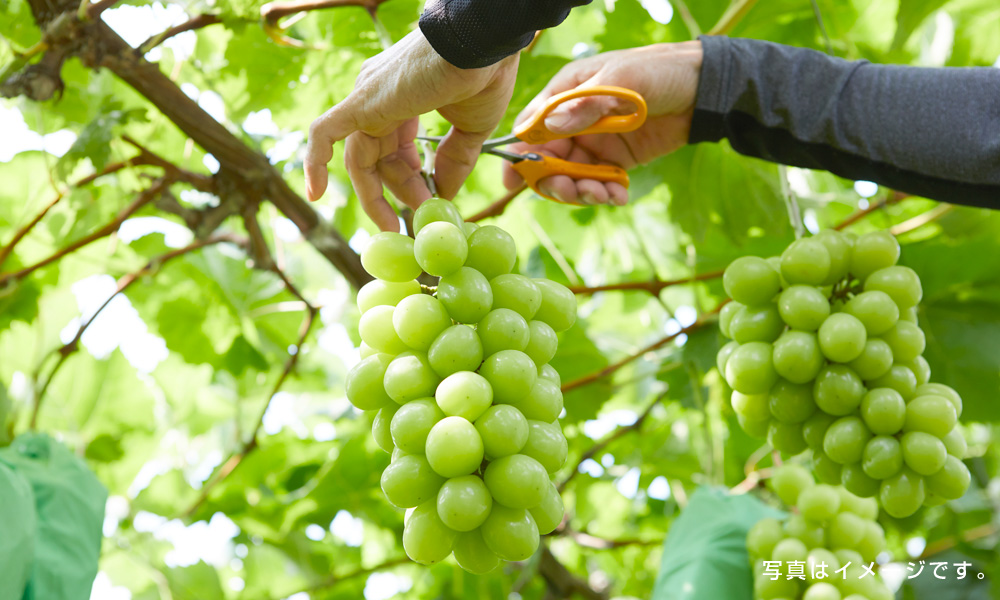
[690,36,1000,209]
[419,0,591,69]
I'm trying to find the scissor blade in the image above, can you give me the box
[480,133,521,151]
[483,147,527,163]
[416,135,445,143]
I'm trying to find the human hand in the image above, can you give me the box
[502,41,703,205]
[305,28,519,231]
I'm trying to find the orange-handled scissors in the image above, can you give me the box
[419,85,647,203]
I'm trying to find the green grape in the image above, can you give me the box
[798,484,841,521]
[414,221,468,277]
[359,305,409,354]
[864,266,922,309]
[717,340,740,375]
[814,452,844,486]
[904,395,957,437]
[868,365,917,400]
[361,232,422,282]
[435,371,492,421]
[849,231,900,280]
[511,378,563,422]
[814,229,852,284]
[941,427,967,459]
[484,454,549,508]
[914,383,963,417]
[530,481,565,535]
[879,468,925,518]
[770,420,807,455]
[428,325,484,377]
[437,267,493,323]
[436,475,492,531]
[818,313,868,363]
[490,274,542,320]
[725,341,778,394]
[900,431,947,476]
[925,455,970,500]
[784,513,825,548]
[357,279,421,313]
[843,291,899,335]
[730,304,785,343]
[532,279,577,332]
[806,549,841,584]
[747,518,784,559]
[372,405,397,452]
[393,294,453,351]
[861,435,903,479]
[465,225,516,281]
[769,379,817,424]
[719,301,743,339]
[524,321,558,366]
[902,356,931,386]
[767,256,791,289]
[833,549,864,570]
[391,447,409,463]
[738,413,771,439]
[463,221,480,236]
[803,412,837,451]
[480,350,537,404]
[859,388,906,435]
[390,398,444,453]
[772,537,809,563]
[837,487,879,520]
[823,416,871,464]
[781,238,832,286]
[359,342,377,359]
[846,339,894,381]
[879,321,925,362]
[452,529,499,574]
[803,582,841,600]
[474,405,529,459]
[778,286,831,331]
[827,512,864,549]
[402,499,457,565]
[723,256,782,306]
[412,197,464,235]
[480,504,539,561]
[855,521,886,563]
[732,391,771,421]
[538,363,561,387]
[425,416,485,478]
[346,354,394,411]
[383,352,440,404]
[770,464,814,506]
[477,308,530,356]
[772,330,824,384]
[813,365,866,416]
[841,462,880,498]
[754,572,800,600]
[381,454,446,508]
[520,420,567,474]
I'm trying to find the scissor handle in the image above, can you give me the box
[512,85,648,145]
[512,155,630,204]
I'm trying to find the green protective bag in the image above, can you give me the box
[652,486,786,600]
[0,433,107,600]
[0,460,36,600]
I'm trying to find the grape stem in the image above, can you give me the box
[779,165,806,239]
[468,184,529,222]
[569,269,725,296]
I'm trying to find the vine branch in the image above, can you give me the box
[139,14,223,53]
[262,556,411,600]
[556,527,662,550]
[569,269,724,296]
[707,0,758,35]
[260,0,388,25]
[468,184,528,222]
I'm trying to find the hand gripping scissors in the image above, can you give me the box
[419,85,647,203]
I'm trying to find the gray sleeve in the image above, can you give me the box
[689,36,1000,209]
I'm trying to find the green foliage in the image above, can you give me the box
[0,0,997,599]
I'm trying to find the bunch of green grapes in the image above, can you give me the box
[345,199,576,572]
[718,230,970,518]
[748,464,892,600]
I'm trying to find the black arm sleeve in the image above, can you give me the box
[419,0,591,69]
[690,36,1000,209]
